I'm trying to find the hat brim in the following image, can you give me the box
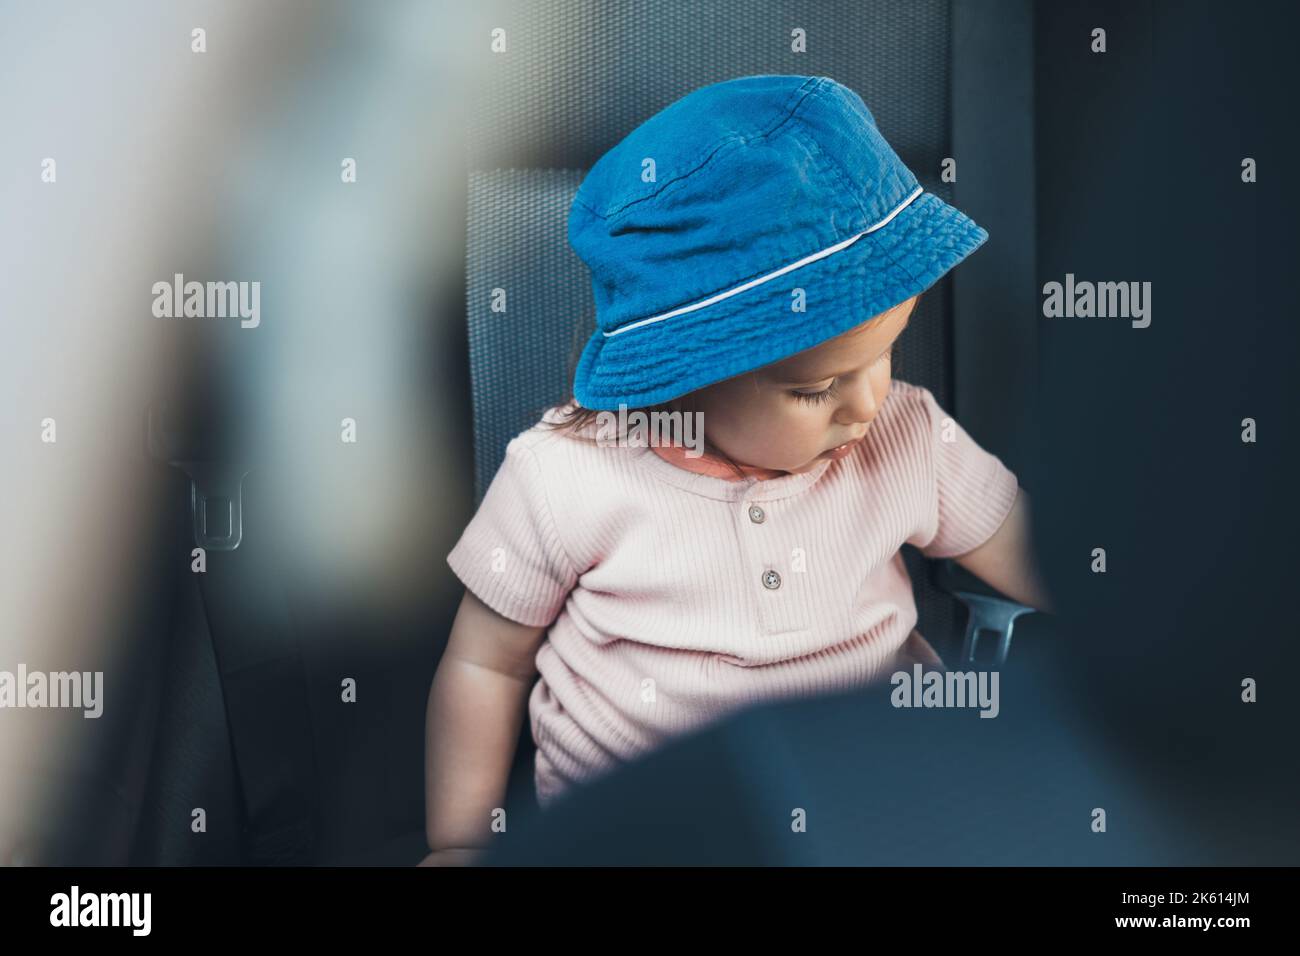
[572,191,988,411]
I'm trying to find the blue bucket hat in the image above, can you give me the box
[568,74,988,411]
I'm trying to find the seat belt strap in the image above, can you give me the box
[148,401,320,864]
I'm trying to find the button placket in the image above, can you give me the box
[737,495,810,634]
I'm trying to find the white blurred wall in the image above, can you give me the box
[0,0,541,862]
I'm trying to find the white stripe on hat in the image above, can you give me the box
[603,184,924,337]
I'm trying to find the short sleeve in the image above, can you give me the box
[446,438,578,628]
[910,386,1021,560]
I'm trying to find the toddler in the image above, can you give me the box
[423,75,1049,863]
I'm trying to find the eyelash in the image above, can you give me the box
[790,344,898,405]
[792,380,839,405]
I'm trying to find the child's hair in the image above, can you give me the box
[537,292,918,482]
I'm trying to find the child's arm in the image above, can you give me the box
[952,487,1055,613]
[423,588,548,859]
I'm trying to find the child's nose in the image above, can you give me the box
[835,379,880,426]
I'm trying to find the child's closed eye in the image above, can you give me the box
[791,379,840,405]
[789,343,900,405]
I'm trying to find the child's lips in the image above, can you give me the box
[819,435,865,459]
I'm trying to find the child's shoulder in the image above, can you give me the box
[504,398,612,466]
[494,401,636,529]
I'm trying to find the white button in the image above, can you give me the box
[762,569,781,590]
[748,504,765,524]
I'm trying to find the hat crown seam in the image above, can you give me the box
[799,80,919,231]
[577,76,825,224]
[794,80,872,227]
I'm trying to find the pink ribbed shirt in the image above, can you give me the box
[446,379,1021,808]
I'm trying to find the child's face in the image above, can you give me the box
[681,295,917,474]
